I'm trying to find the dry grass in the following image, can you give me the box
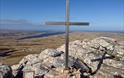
[0,31,124,65]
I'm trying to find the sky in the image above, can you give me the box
[0,0,124,31]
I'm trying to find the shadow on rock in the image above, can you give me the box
[14,61,28,78]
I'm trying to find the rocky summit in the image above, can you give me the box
[0,37,124,78]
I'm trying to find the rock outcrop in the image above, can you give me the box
[1,37,124,78]
[0,64,13,78]
[57,37,124,78]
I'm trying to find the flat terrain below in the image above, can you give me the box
[0,30,124,65]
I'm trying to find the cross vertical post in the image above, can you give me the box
[65,0,70,69]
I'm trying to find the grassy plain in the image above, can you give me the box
[0,30,124,65]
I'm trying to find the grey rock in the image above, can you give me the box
[19,54,40,66]
[52,54,75,68]
[11,37,124,78]
[39,49,63,60]
[47,49,63,57]
[23,63,49,77]
[11,64,19,77]
[57,37,124,77]
[0,64,13,78]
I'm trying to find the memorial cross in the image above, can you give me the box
[45,0,89,69]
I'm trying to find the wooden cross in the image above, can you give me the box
[45,0,89,69]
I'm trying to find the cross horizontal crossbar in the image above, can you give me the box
[45,22,89,26]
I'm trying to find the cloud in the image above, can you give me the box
[0,19,42,30]
[0,19,33,25]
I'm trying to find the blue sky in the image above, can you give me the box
[0,0,124,31]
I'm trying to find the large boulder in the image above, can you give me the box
[0,64,13,78]
[19,54,40,65]
[12,54,48,77]
[57,37,124,77]
[90,37,117,49]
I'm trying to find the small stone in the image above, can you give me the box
[47,49,63,57]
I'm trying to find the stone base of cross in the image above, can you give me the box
[45,0,89,69]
